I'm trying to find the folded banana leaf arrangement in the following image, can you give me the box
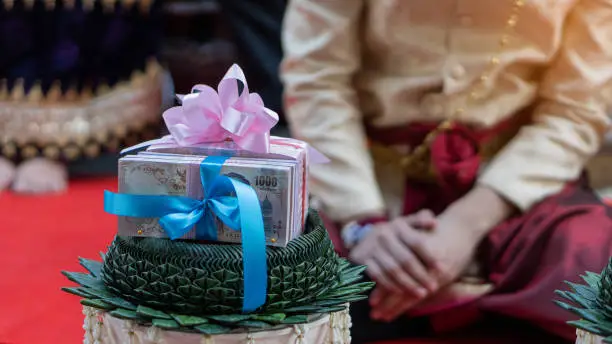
[555,258,612,343]
[63,212,372,334]
[62,64,373,335]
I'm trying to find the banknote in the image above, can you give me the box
[118,158,189,239]
[117,154,298,247]
[147,138,307,162]
[143,137,312,236]
[137,151,307,240]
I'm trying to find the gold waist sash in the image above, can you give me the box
[369,119,523,182]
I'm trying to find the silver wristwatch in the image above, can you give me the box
[341,221,374,249]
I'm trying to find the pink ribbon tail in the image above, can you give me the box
[307,147,330,164]
[270,137,330,164]
[120,136,175,155]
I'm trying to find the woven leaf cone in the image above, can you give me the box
[62,210,374,334]
[101,212,339,314]
[598,262,612,316]
[555,258,612,343]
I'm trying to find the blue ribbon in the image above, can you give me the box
[104,156,267,313]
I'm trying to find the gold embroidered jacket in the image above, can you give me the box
[281,0,612,222]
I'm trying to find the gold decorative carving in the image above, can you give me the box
[1,0,156,13]
[0,60,162,161]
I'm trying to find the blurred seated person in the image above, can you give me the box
[281,0,612,342]
[0,0,163,193]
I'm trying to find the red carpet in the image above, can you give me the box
[0,178,117,344]
[0,178,566,343]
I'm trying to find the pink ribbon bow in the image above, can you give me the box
[162,64,279,153]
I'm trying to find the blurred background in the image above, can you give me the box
[67,0,291,175]
[0,1,293,343]
[2,1,612,343]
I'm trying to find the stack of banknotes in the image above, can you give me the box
[117,141,308,247]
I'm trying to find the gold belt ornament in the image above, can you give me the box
[369,142,438,182]
[369,127,518,182]
[0,59,163,162]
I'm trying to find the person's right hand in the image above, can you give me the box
[368,279,493,322]
[349,210,439,298]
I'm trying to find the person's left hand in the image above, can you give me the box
[368,185,515,321]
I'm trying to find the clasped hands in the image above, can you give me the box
[349,186,514,322]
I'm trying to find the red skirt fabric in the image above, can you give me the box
[327,122,612,340]
[475,180,612,339]
[325,179,612,340]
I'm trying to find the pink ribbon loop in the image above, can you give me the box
[120,64,329,164]
[163,64,279,153]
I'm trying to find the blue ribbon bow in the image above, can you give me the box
[104,156,267,313]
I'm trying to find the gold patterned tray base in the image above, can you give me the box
[82,306,352,344]
[576,329,605,344]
